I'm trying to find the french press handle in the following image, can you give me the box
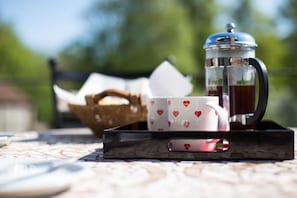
[246,58,269,125]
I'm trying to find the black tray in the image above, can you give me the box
[103,121,294,161]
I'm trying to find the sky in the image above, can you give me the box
[0,0,285,56]
[0,0,95,55]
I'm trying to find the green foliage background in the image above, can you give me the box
[0,0,297,127]
[0,21,52,124]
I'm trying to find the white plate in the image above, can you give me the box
[0,159,89,198]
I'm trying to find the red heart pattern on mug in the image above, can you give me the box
[183,120,190,128]
[195,110,202,118]
[150,118,155,125]
[167,100,171,106]
[150,100,155,106]
[173,110,179,117]
[157,109,164,116]
[183,100,190,107]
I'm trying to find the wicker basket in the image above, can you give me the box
[68,89,147,137]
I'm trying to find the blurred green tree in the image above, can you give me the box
[273,0,297,126]
[0,21,52,125]
[60,0,217,75]
[178,0,217,88]
[279,0,297,82]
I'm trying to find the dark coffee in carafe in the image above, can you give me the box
[229,85,255,116]
[206,86,223,107]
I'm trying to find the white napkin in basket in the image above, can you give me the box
[148,61,192,97]
[54,60,193,107]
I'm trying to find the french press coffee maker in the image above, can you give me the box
[203,23,269,129]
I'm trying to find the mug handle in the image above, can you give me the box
[247,58,269,125]
[206,102,229,131]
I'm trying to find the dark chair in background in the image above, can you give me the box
[48,58,152,128]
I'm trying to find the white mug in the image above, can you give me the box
[147,97,169,131]
[147,96,229,152]
[167,96,229,131]
[166,96,229,152]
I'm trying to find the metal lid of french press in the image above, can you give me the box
[203,23,257,49]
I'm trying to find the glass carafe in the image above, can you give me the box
[204,23,269,130]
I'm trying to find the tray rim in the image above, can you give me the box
[104,120,294,134]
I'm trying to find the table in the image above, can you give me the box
[1,127,297,198]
